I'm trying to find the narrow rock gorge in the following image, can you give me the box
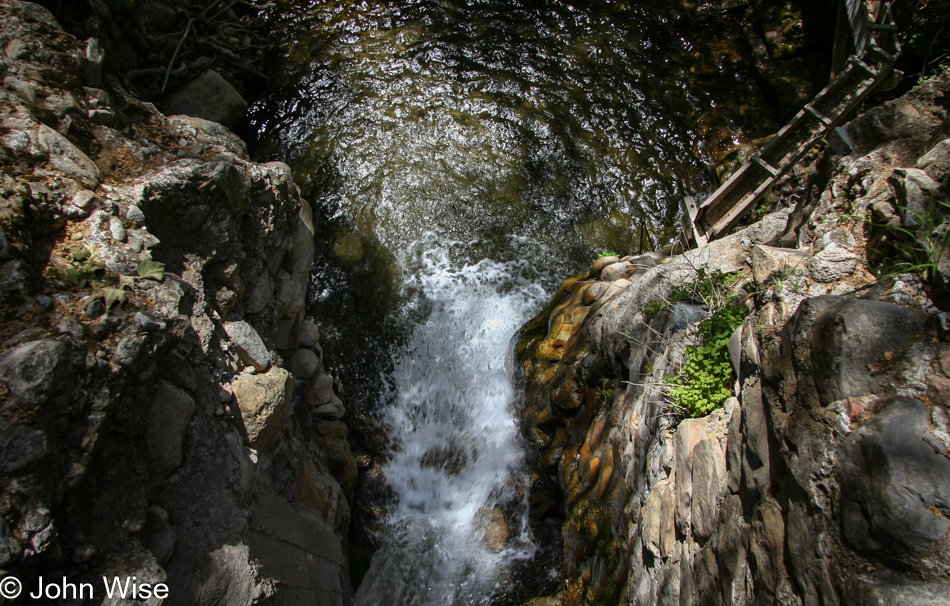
[1,0,949,605]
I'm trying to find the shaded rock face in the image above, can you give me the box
[516,75,950,605]
[166,69,249,129]
[0,5,353,606]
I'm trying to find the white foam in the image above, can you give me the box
[354,238,546,605]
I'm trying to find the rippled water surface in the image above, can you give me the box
[248,1,768,603]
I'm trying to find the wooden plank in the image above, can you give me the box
[683,0,901,249]
[751,155,778,177]
[831,0,851,80]
[846,0,872,56]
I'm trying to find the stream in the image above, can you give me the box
[246,1,770,603]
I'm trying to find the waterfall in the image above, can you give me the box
[354,238,547,605]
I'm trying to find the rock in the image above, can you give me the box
[627,254,658,268]
[670,303,707,333]
[749,501,785,594]
[71,189,96,210]
[126,205,145,224]
[0,339,74,403]
[36,125,102,189]
[223,321,270,371]
[808,242,858,282]
[839,398,950,564]
[165,351,198,392]
[4,75,35,104]
[72,543,96,564]
[146,380,196,478]
[109,216,127,242]
[113,335,143,368]
[850,570,950,606]
[84,38,104,87]
[232,367,293,454]
[891,168,944,228]
[139,2,179,35]
[83,296,105,318]
[477,507,510,553]
[590,255,620,277]
[307,371,335,407]
[299,319,320,348]
[641,479,676,558]
[690,437,726,540]
[751,245,810,285]
[804,297,927,405]
[290,347,320,380]
[166,69,248,129]
[917,137,950,183]
[601,262,628,282]
[0,424,47,474]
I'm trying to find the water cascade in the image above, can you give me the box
[248,1,770,603]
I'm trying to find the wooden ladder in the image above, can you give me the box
[681,0,901,247]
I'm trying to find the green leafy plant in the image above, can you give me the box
[136,259,165,281]
[595,379,614,407]
[666,302,747,418]
[63,246,105,288]
[597,250,621,258]
[660,268,748,419]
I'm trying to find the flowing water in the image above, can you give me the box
[247,1,770,603]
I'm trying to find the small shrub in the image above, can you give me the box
[598,250,621,258]
[662,268,748,418]
[666,302,747,418]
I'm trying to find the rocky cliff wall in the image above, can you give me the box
[0,3,353,604]
[517,75,950,606]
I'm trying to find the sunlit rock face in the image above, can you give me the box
[515,75,950,605]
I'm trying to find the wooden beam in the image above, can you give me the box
[831,0,851,80]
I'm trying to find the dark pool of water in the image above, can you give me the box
[246,1,774,602]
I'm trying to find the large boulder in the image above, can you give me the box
[232,367,293,454]
[166,69,248,129]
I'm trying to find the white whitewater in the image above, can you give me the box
[353,237,548,606]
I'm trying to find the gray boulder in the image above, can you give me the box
[166,69,248,129]
[839,398,950,566]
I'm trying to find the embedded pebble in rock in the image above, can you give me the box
[299,319,320,348]
[601,262,628,282]
[56,318,83,339]
[71,189,95,210]
[808,242,859,283]
[290,347,320,380]
[36,125,102,189]
[83,297,105,319]
[109,217,127,242]
[218,384,233,403]
[0,339,75,403]
[590,255,620,278]
[126,205,145,224]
